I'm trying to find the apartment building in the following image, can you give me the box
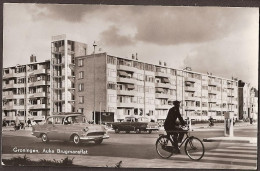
[2,55,50,122]
[238,81,258,120]
[74,53,240,122]
[50,34,87,115]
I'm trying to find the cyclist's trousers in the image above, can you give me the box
[166,127,185,147]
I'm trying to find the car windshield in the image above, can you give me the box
[64,115,87,124]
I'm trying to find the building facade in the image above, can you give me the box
[2,35,257,123]
[74,53,240,122]
[50,34,87,115]
[2,55,50,122]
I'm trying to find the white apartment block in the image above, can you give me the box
[2,55,50,122]
[75,53,240,122]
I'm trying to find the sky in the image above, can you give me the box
[3,4,259,88]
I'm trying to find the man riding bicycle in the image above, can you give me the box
[164,100,186,154]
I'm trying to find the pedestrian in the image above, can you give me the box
[3,118,7,127]
[164,100,186,154]
[15,115,20,131]
[27,118,32,127]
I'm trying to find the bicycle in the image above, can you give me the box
[155,126,205,161]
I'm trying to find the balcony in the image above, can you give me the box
[117,77,136,84]
[184,96,198,101]
[185,86,196,92]
[3,83,14,89]
[208,89,218,94]
[117,102,136,108]
[155,83,174,89]
[15,72,26,77]
[33,69,46,75]
[155,104,171,109]
[208,80,218,86]
[117,90,136,96]
[34,92,46,97]
[29,104,46,109]
[208,107,218,111]
[4,94,14,99]
[227,85,235,89]
[208,98,217,103]
[185,77,197,83]
[3,73,14,78]
[155,93,170,99]
[13,83,26,88]
[14,94,25,98]
[117,65,137,73]
[34,80,46,86]
[155,72,171,78]
[13,105,25,110]
[2,104,14,110]
[185,106,196,111]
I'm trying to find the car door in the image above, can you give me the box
[47,116,65,140]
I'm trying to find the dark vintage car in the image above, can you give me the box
[32,113,109,145]
[111,116,159,134]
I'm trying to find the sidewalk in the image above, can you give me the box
[1,153,256,169]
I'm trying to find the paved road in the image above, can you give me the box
[1,125,257,169]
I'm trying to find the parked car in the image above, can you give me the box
[111,116,159,134]
[32,113,109,145]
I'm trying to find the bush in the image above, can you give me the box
[2,155,74,166]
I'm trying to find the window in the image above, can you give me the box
[78,83,84,92]
[78,59,84,67]
[107,82,116,90]
[79,71,84,79]
[79,96,84,104]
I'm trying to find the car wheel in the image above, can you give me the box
[148,130,152,134]
[126,131,130,134]
[94,139,103,145]
[135,128,141,134]
[41,133,49,143]
[72,134,81,145]
[115,128,120,134]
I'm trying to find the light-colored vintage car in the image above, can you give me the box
[32,113,109,145]
[111,116,159,134]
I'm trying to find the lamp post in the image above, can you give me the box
[182,67,190,118]
[93,41,97,124]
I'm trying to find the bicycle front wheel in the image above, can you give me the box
[156,135,174,159]
[185,137,205,161]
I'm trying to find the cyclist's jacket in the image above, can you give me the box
[164,107,185,131]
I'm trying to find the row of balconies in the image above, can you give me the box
[3,81,50,89]
[116,77,238,92]
[3,92,48,99]
[2,104,48,110]
[3,69,48,79]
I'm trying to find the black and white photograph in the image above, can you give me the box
[1,3,259,169]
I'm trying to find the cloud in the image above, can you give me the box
[25,5,257,46]
[27,4,108,22]
[100,25,136,46]
[183,38,258,87]
[134,7,255,45]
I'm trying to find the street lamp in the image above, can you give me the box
[93,41,97,124]
[182,67,190,118]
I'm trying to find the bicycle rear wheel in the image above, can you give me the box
[185,137,205,161]
[156,135,174,159]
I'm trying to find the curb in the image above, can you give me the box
[203,137,257,144]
